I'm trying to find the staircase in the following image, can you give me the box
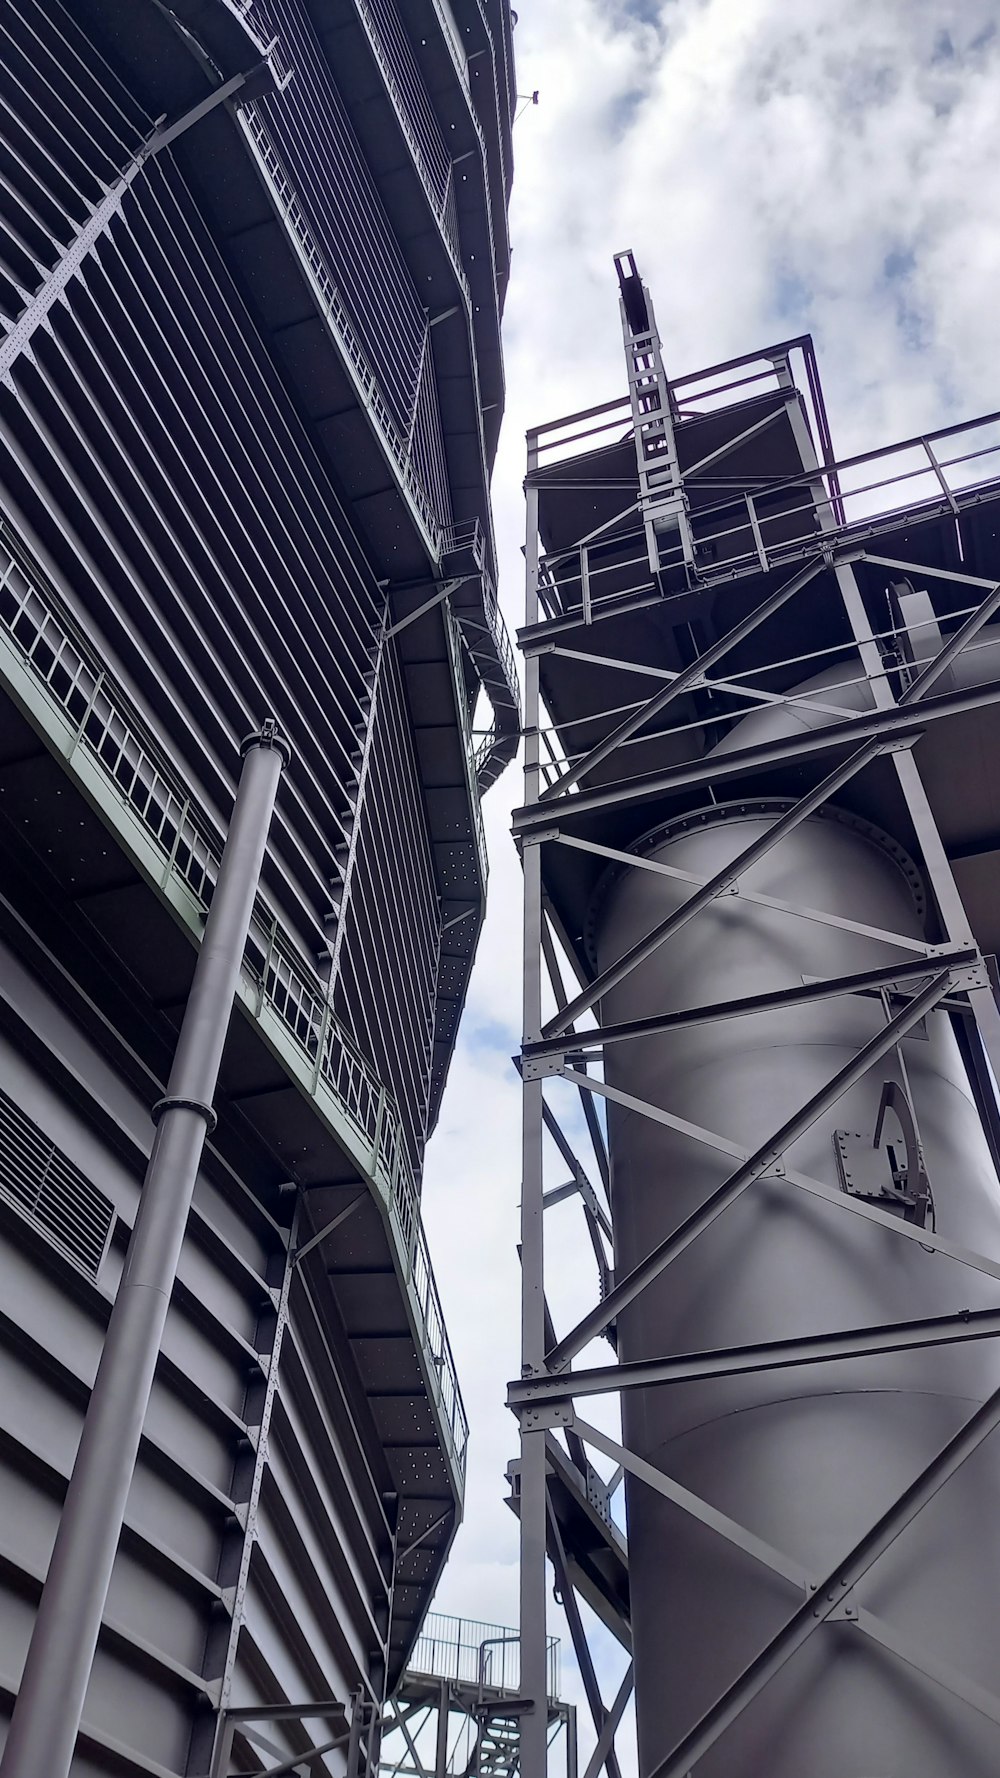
[471,1709,522,1778]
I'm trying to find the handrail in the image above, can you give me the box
[0,521,470,1481]
[534,399,1000,620]
[353,0,469,282]
[408,1611,560,1700]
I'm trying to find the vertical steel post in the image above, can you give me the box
[1,722,289,1778]
[833,559,1000,1077]
[519,431,550,1778]
[435,1678,450,1778]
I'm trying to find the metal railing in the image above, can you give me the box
[238,90,518,794]
[535,391,1000,621]
[240,107,449,554]
[409,1612,560,1701]
[0,522,470,1480]
[353,0,469,282]
[441,520,521,790]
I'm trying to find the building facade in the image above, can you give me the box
[0,2,518,1772]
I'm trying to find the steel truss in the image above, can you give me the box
[510,309,1000,1776]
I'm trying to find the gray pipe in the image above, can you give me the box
[1,723,289,1778]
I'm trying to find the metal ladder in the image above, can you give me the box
[614,249,695,581]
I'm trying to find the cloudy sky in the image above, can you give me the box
[418,0,1000,1766]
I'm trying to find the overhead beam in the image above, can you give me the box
[524,952,967,1064]
[512,1304,1000,1406]
[513,672,1000,833]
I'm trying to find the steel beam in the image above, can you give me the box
[540,920,612,1203]
[572,1418,1000,1738]
[552,832,933,955]
[543,735,909,1036]
[545,970,950,1369]
[519,446,551,1778]
[558,1063,1000,1290]
[538,558,824,799]
[513,1305,1000,1406]
[547,1501,623,1778]
[513,672,1000,833]
[580,1667,634,1778]
[834,559,1000,1097]
[525,952,970,1064]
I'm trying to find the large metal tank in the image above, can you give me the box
[591,643,1000,1774]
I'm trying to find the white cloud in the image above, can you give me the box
[421,1,1000,1765]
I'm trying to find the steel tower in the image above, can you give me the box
[0,2,518,1774]
[511,254,1000,1776]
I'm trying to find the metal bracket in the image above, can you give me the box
[835,1077,932,1226]
[520,1402,576,1431]
[807,1581,858,1622]
[522,1051,565,1081]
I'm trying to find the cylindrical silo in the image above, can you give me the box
[592,760,1000,1765]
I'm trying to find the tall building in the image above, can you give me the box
[512,257,1000,1776]
[0,2,518,1773]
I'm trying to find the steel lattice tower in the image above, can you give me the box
[511,253,1000,1777]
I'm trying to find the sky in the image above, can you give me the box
[417,0,1000,1768]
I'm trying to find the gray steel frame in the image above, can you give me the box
[511,353,1000,1776]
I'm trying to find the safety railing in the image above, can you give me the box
[0,521,470,1482]
[409,1612,560,1702]
[439,519,519,791]
[534,391,1000,621]
[352,0,468,281]
[238,85,516,798]
[241,107,448,554]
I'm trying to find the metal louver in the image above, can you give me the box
[0,1087,115,1278]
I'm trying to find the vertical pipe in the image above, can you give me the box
[519,436,550,1778]
[1,723,289,1778]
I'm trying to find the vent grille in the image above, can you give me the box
[0,1088,115,1277]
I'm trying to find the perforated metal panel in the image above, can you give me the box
[0,1087,115,1277]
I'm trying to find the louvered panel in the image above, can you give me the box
[0,1085,115,1277]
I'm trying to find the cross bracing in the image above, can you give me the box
[510,262,1000,1778]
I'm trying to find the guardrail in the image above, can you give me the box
[409,1612,560,1701]
[239,106,518,799]
[241,108,448,556]
[353,0,470,283]
[534,382,1000,621]
[0,523,470,1482]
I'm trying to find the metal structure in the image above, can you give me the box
[376,1613,572,1778]
[0,2,518,1774]
[510,253,1000,1775]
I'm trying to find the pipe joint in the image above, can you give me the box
[151,1094,218,1134]
[241,716,292,766]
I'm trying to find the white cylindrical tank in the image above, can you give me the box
[592,720,1000,1771]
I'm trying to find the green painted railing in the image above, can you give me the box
[0,525,469,1486]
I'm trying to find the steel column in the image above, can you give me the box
[1,724,288,1778]
[519,439,550,1778]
